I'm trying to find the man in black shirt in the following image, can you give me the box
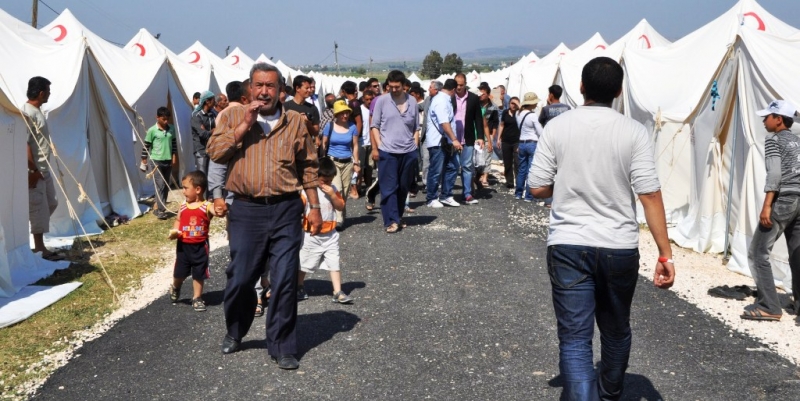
[539,85,572,127]
[283,75,320,142]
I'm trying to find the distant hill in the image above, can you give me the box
[458,45,550,61]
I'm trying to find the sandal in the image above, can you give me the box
[740,308,781,321]
[365,202,375,211]
[254,303,265,317]
[385,223,400,233]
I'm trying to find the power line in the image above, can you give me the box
[39,0,60,16]
[314,50,334,65]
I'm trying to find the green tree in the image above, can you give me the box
[420,50,443,78]
[442,53,464,74]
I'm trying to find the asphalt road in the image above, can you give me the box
[33,184,800,400]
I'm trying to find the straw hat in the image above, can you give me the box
[520,92,540,107]
[332,99,352,115]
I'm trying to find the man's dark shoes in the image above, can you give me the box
[271,354,299,370]
[221,335,241,354]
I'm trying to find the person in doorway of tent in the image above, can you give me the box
[23,76,62,261]
[358,90,376,196]
[207,62,320,370]
[539,84,571,127]
[284,75,321,148]
[167,170,213,312]
[447,72,485,205]
[528,56,675,400]
[515,92,544,202]
[296,157,354,304]
[142,107,177,220]
[321,100,360,229]
[477,83,498,189]
[191,91,216,174]
[192,92,201,111]
[497,97,520,189]
[425,79,459,208]
[742,99,800,322]
[370,70,419,233]
[212,93,228,119]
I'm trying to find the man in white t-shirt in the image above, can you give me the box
[528,57,675,400]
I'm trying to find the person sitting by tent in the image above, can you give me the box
[742,99,800,322]
[22,76,63,261]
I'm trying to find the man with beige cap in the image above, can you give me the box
[514,92,544,201]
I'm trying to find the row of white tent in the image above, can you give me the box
[0,0,798,298]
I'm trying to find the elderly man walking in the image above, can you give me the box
[529,57,675,400]
[207,63,321,370]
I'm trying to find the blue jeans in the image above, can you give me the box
[460,145,474,199]
[515,141,536,199]
[441,145,462,199]
[377,149,418,227]
[426,146,445,203]
[548,245,640,401]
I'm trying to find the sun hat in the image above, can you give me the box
[756,99,798,119]
[520,92,540,107]
[332,99,352,115]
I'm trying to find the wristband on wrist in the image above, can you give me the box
[309,204,322,209]
[658,256,674,264]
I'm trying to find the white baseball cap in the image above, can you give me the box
[756,99,798,118]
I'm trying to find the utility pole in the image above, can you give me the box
[31,0,38,28]
[334,41,340,74]
[225,46,230,56]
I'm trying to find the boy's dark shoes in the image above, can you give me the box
[221,335,240,354]
[192,298,206,312]
[271,354,299,370]
[169,284,180,304]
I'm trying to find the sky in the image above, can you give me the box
[4,0,800,66]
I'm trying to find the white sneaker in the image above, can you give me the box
[139,162,148,172]
[537,201,545,206]
[426,199,444,208]
[440,197,460,207]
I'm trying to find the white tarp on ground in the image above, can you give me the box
[0,283,82,328]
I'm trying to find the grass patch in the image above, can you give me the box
[0,203,182,398]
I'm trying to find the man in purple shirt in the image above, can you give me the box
[370,70,420,233]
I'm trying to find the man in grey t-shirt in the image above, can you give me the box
[529,57,675,400]
[23,76,61,261]
[744,99,800,321]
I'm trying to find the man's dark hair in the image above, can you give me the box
[775,114,795,128]
[283,85,293,96]
[363,89,375,97]
[318,157,336,178]
[358,81,368,92]
[386,70,406,83]
[341,81,357,95]
[292,75,313,90]
[225,81,243,101]
[192,92,201,100]
[403,78,412,88]
[548,85,564,100]
[454,72,467,81]
[183,170,207,191]
[26,76,51,100]
[479,86,491,96]
[324,93,335,99]
[409,87,424,97]
[366,77,379,87]
[581,57,623,104]
[156,106,171,118]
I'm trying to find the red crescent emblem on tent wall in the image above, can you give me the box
[134,43,146,56]
[189,51,200,63]
[472,73,478,81]
[49,25,67,42]
[232,55,240,65]
[559,52,565,56]
[638,35,651,48]
[595,44,606,50]
[743,12,766,31]
[529,60,537,64]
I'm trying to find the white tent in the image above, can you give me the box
[222,47,255,73]
[178,41,248,94]
[509,43,571,105]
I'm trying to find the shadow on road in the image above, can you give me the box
[297,310,361,359]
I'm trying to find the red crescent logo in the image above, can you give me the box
[232,55,240,65]
[529,60,537,64]
[595,44,606,50]
[189,51,200,63]
[134,43,146,57]
[638,35,652,49]
[49,24,67,42]
[559,52,565,56]
[743,12,766,31]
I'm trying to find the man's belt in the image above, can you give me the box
[234,192,299,205]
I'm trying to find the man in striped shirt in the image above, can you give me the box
[207,63,321,370]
